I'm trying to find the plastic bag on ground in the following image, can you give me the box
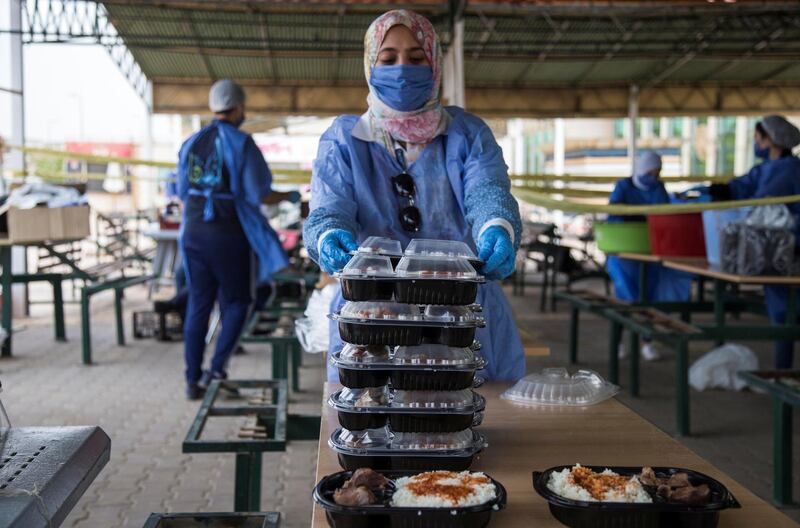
[689,344,758,392]
[295,283,337,353]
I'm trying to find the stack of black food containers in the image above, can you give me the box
[328,237,489,471]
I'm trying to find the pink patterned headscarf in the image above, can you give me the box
[364,10,445,148]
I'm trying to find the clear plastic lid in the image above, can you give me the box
[500,368,619,407]
[424,305,478,323]
[405,239,478,260]
[341,254,395,278]
[340,301,422,321]
[339,344,392,364]
[330,427,486,454]
[338,387,391,407]
[395,256,478,279]
[357,236,403,257]
[393,344,475,365]
[391,389,476,409]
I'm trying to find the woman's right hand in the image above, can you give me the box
[318,229,358,274]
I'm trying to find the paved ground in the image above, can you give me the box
[0,280,799,526]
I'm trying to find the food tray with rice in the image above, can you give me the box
[329,387,486,432]
[314,468,506,528]
[330,427,486,471]
[331,302,484,347]
[337,253,484,305]
[533,464,740,528]
[331,344,485,390]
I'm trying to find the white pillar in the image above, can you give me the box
[509,119,525,176]
[627,85,639,174]
[442,19,465,108]
[734,116,750,175]
[640,117,654,140]
[681,117,693,175]
[553,118,566,176]
[706,116,718,177]
[659,117,670,139]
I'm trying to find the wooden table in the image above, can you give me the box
[311,383,796,528]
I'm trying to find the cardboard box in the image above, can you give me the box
[3,205,91,243]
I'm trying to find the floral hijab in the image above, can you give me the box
[364,10,446,155]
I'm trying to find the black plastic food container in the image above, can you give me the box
[337,411,389,431]
[387,412,478,433]
[394,280,479,305]
[338,367,391,389]
[390,369,476,391]
[341,278,396,302]
[314,470,506,528]
[338,322,423,346]
[532,466,741,528]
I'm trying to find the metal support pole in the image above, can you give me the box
[114,289,125,346]
[627,84,639,174]
[637,261,647,303]
[1,246,12,357]
[234,452,262,512]
[713,279,725,347]
[568,306,579,364]
[629,331,640,397]
[608,321,622,385]
[676,340,690,436]
[773,397,792,505]
[80,289,92,365]
[51,278,65,341]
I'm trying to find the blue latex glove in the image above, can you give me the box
[287,190,302,203]
[318,229,358,274]
[477,226,516,280]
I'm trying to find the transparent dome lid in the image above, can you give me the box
[340,301,422,321]
[395,256,478,279]
[393,344,474,365]
[339,426,392,448]
[405,239,477,260]
[424,305,477,323]
[338,387,390,407]
[391,389,476,409]
[500,368,619,406]
[341,254,395,277]
[339,344,392,364]
[392,429,476,450]
[357,236,403,257]
[330,428,486,456]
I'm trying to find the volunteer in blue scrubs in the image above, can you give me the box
[607,151,692,361]
[708,115,800,369]
[177,79,299,399]
[303,10,525,381]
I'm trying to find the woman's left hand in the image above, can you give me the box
[477,226,516,280]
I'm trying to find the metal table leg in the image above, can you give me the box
[608,321,622,385]
[629,331,640,397]
[568,306,579,364]
[81,289,92,365]
[713,279,726,347]
[676,340,690,436]
[638,261,647,303]
[114,289,125,346]
[234,451,262,512]
[51,278,66,341]
[773,397,793,506]
[1,246,12,357]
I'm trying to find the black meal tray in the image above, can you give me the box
[337,452,477,472]
[394,280,479,305]
[338,322,477,348]
[341,278,396,302]
[313,469,507,528]
[532,466,741,528]
[337,367,479,391]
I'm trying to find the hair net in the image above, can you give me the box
[209,79,246,113]
[760,115,800,150]
[634,150,662,176]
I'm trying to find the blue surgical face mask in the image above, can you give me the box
[754,140,769,160]
[369,65,434,112]
[633,172,659,190]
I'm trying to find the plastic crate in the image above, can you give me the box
[702,208,751,267]
[594,222,651,254]
[648,213,707,257]
[133,311,183,341]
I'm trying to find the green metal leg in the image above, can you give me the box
[234,452,262,512]
[676,340,690,436]
[786,287,797,328]
[51,279,66,341]
[629,331,640,397]
[637,261,647,303]
[608,321,621,385]
[697,277,705,303]
[1,247,12,357]
[773,397,793,506]
[291,342,301,392]
[272,343,288,381]
[713,279,725,347]
[80,289,92,365]
[568,306,579,364]
[114,289,125,346]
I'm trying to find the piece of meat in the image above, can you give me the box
[639,467,660,487]
[656,484,673,500]
[667,473,692,488]
[333,485,377,506]
[669,484,711,505]
[348,468,390,491]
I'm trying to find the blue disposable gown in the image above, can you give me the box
[177,120,288,284]
[727,155,800,368]
[304,107,525,381]
[606,177,692,302]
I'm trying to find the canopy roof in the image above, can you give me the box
[24,1,800,116]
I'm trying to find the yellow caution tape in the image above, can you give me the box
[511,173,732,184]
[513,188,800,215]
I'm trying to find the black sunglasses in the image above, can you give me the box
[392,172,421,232]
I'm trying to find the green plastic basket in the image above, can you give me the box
[594,222,652,254]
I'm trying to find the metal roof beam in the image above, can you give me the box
[645,16,725,88]
[704,17,788,79]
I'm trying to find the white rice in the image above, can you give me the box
[391,471,496,508]
[546,464,652,503]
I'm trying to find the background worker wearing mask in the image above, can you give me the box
[303,10,524,381]
[708,115,800,369]
[177,79,299,399]
[606,150,693,361]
